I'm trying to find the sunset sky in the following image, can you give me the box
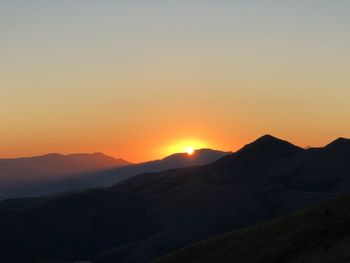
[1,1,350,162]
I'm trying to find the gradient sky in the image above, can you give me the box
[1,1,350,162]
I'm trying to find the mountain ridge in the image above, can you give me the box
[0,135,350,262]
[0,151,129,162]
[0,149,229,200]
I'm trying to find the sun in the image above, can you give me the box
[185,146,195,155]
[164,139,207,157]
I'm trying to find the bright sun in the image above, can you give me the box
[165,139,207,157]
[185,147,195,155]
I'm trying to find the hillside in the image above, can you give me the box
[156,191,350,263]
[0,135,349,263]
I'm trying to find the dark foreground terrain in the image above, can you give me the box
[0,135,350,263]
[156,191,350,263]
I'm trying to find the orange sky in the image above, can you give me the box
[1,2,350,162]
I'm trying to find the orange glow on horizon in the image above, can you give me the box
[164,139,208,157]
[1,2,350,165]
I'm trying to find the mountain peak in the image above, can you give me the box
[211,135,305,179]
[254,134,284,143]
[325,137,350,151]
[238,134,304,158]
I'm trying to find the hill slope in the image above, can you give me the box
[156,191,350,263]
[0,135,350,263]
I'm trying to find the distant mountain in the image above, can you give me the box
[0,149,229,200]
[0,152,130,200]
[156,190,350,263]
[79,148,231,186]
[0,152,130,183]
[0,135,350,263]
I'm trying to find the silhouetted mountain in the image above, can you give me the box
[0,135,349,263]
[266,137,350,194]
[324,137,350,153]
[0,149,228,200]
[0,152,130,184]
[238,134,303,156]
[200,134,304,184]
[156,191,350,263]
[79,148,230,186]
[0,153,130,199]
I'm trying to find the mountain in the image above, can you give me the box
[0,152,130,184]
[0,135,350,263]
[156,191,350,263]
[79,148,231,186]
[0,149,228,200]
[266,137,350,194]
[0,152,130,200]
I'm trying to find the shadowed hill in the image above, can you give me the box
[0,152,130,200]
[265,137,350,194]
[0,152,129,184]
[0,153,131,200]
[155,191,350,263]
[0,149,228,200]
[0,135,350,263]
[325,137,350,150]
[80,148,231,187]
[200,134,304,184]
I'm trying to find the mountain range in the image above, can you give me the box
[0,149,228,200]
[0,135,350,262]
[0,152,129,200]
[0,152,130,184]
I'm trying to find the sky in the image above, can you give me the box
[1,0,350,162]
